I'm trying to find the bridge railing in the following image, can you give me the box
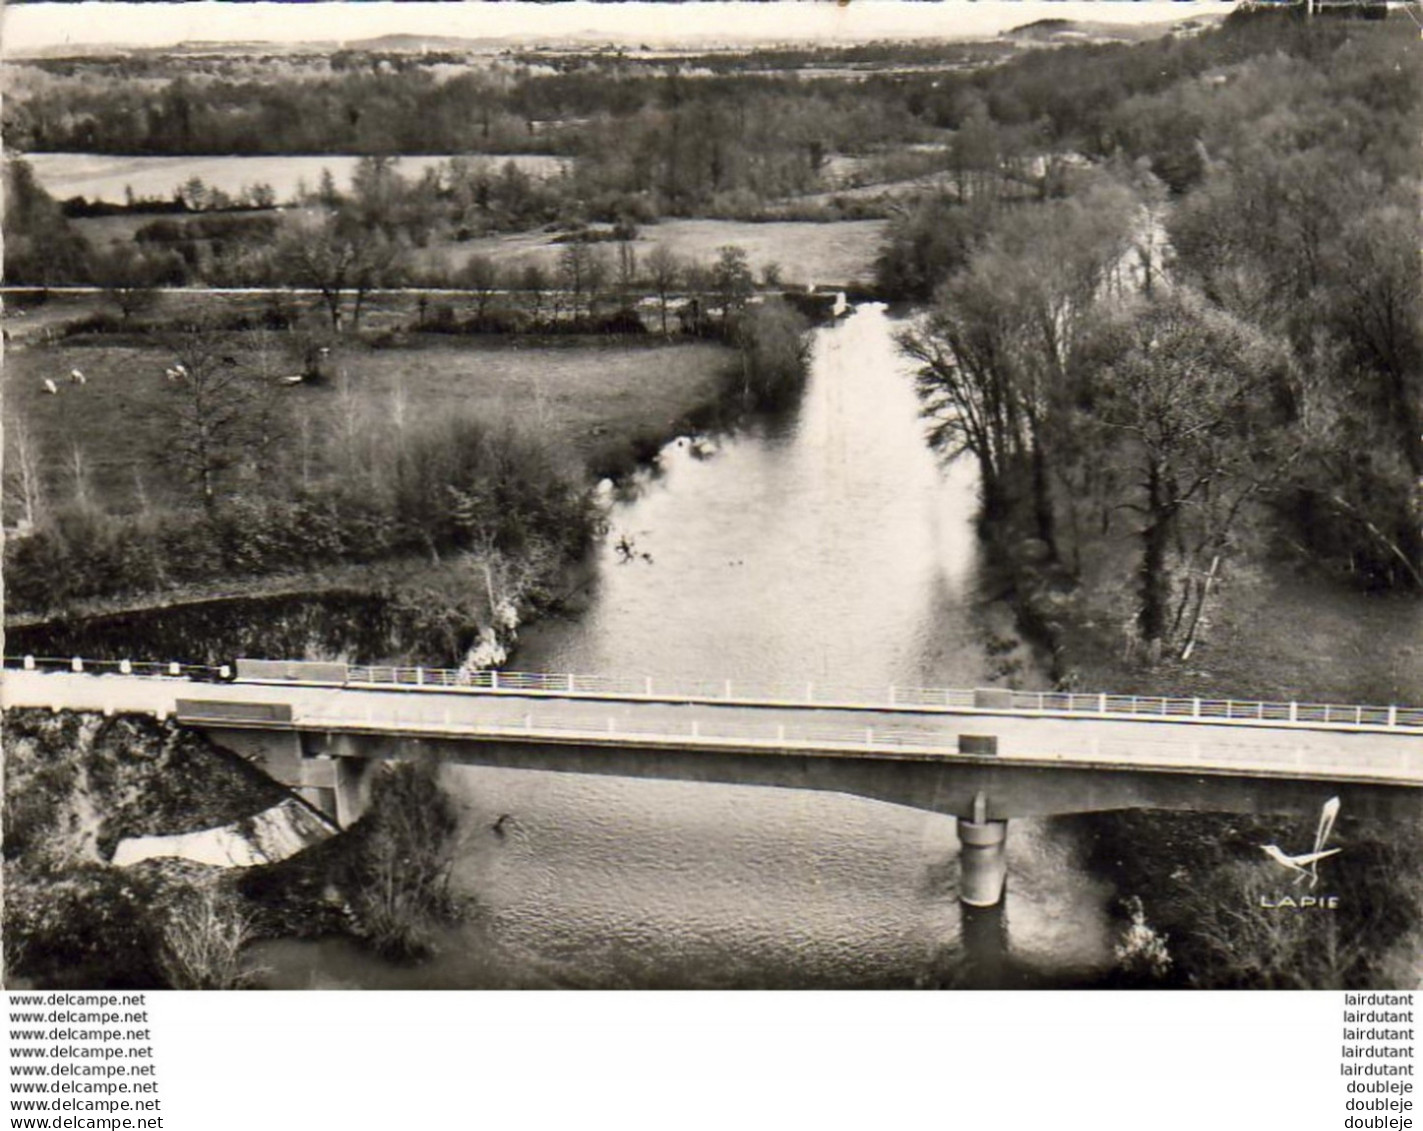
[334,666,1423,731]
[9,655,1423,732]
[293,701,1423,779]
[6,656,229,681]
[301,701,958,755]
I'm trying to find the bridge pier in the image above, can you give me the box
[959,901,1009,986]
[958,792,1008,908]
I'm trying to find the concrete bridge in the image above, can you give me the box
[5,657,1421,906]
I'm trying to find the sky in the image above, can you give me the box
[2,1,1231,54]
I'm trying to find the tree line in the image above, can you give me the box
[9,16,1378,223]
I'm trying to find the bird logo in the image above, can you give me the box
[1260,797,1341,889]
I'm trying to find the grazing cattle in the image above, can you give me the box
[42,378,59,395]
[69,368,86,385]
[279,374,304,386]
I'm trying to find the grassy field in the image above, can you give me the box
[3,331,733,517]
[410,217,887,288]
[29,153,569,207]
[331,334,733,471]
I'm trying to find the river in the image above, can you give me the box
[252,304,1123,989]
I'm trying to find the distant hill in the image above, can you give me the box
[1003,15,1221,44]
[8,34,514,60]
[10,11,1226,62]
[1006,18,1076,39]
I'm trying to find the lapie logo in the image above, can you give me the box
[1258,796,1342,910]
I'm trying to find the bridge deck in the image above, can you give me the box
[5,669,1420,789]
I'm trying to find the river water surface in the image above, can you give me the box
[253,304,1121,988]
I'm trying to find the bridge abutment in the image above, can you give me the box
[332,756,376,827]
[192,726,377,828]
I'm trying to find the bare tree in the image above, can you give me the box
[160,324,282,511]
[4,416,46,530]
[899,189,1134,550]
[67,443,94,514]
[343,762,464,960]
[276,213,405,332]
[615,227,639,295]
[159,886,260,990]
[645,243,682,336]
[1090,290,1293,649]
[458,254,502,324]
[331,370,368,483]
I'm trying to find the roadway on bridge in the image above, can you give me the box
[6,669,1420,787]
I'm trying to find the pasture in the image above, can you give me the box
[25,152,571,207]
[3,331,733,517]
[411,217,888,288]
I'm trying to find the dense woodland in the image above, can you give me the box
[883,8,1420,661]
[4,13,1392,223]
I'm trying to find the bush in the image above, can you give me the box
[3,864,165,989]
[874,195,987,302]
[590,306,647,336]
[338,763,464,961]
[60,312,131,337]
[158,885,260,990]
[729,297,812,410]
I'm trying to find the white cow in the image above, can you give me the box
[69,368,86,386]
[42,378,59,395]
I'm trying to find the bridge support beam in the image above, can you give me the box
[958,793,1008,908]
[332,757,375,828]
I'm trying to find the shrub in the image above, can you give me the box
[339,763,464,961]
[60,312,131,337]
[158,885,261,990]
[3,864,165,989]
[729,297,812,410]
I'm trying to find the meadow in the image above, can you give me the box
[409,217,887,289]
[4,328,733,518]
[26,152,570,206]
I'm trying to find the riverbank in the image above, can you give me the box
[2,709,290,987]
[4,290,829,667]
[1002,524,1423,707]
[1,707,480,987]
[3,324,746,659]
[991,525,1423,989]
